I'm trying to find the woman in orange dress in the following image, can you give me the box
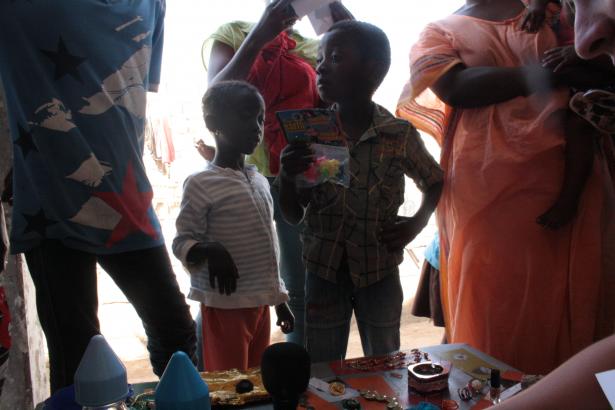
[397,0,615,374]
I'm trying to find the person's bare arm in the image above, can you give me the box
[432,64,555,109]
[208,0,296,85]
[494,335,615,410]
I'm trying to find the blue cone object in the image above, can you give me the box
[74,335,128,407]
[155,351,211,410]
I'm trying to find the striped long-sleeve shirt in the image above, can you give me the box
[172,163,288,309]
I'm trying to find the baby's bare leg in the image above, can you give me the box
[537,110,596,229]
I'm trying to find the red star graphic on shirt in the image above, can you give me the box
[93,162,157,247]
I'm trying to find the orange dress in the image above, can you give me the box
[397,11,615,374]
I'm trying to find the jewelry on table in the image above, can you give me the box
[458,377,486,401]
[346,351,408,371]
[329,380,346,396]
[359,389,403,410]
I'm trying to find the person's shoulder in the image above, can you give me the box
[417,16,459,39]
[184,165,224,186]
[205,21,254,56]
[289,30,318,48]
[211,21,254,42]
[247,167,270,188]
[373,103,417,138]
[217,20,254,35]
[289,30,319,66]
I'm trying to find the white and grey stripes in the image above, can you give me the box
[173,163,288,309]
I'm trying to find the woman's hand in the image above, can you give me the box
[251,0,298,46]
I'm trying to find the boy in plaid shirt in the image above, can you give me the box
[279,21,443,362]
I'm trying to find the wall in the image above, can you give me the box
[0,81,49,409]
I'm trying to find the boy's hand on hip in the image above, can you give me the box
[380,216,424,252]
[280,142,314,180]
[207,243,239,295]
[275,303,295,334]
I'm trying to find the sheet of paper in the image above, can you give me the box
[308,377,359,402]
[291,0,336,18]
[436,348,500,380]
[308,5,335,35]
[596,369,615,408]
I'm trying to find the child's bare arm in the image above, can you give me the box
[542,45,582,72]
[381,129,443,251]
[279,143,314,225]
[381,182,442,251]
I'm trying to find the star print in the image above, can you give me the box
[93,162,157,247]
[40,37,85,82]
[15,124,38,158]
[22,209,56,237]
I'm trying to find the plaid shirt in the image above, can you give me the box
[302,104,443,287]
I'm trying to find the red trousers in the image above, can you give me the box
[201,304,270,371]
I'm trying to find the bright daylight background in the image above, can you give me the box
[98,0,465,381]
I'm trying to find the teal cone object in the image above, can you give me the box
[74,335,128,407]
[155,351,210,410]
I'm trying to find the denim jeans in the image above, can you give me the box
[25,240,196,393]
[305,265,403,363]
[268,178,306,346]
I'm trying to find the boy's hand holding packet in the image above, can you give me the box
[277,108,350,188]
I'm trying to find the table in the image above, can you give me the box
[133,343,517,410]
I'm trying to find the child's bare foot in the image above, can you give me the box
[536,199,578,230]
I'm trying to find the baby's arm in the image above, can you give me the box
[542,45,582,73]
[545,48,615,88]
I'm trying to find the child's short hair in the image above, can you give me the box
[327,20,391,87]
[202,80,263,120]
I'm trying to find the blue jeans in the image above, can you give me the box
[268,178,306,346]
[305,266,403,363]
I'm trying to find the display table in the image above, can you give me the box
[132,343,518,409]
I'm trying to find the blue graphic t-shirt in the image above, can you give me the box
[0,0,166,254]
